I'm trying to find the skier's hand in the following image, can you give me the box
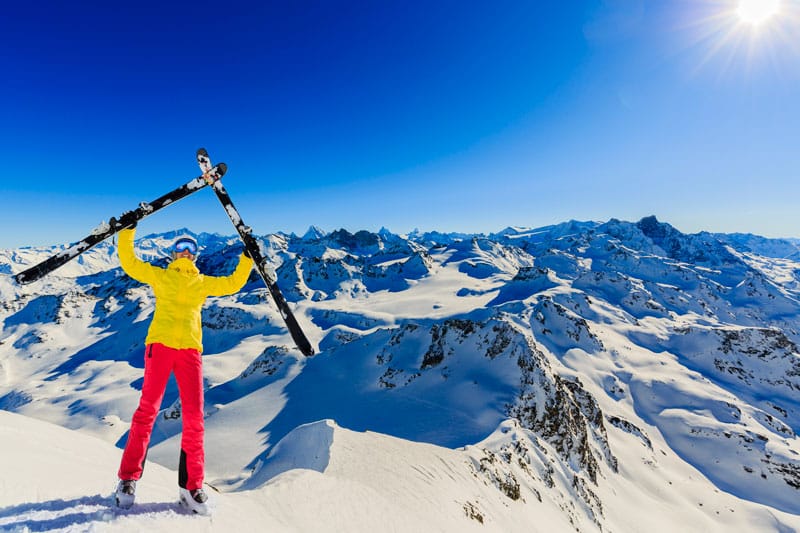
[109,215,136,230]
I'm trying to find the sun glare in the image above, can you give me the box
[661,0,799,79]
[736,0,780,25]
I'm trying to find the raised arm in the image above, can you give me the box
[202,253,255,297]
[118,228,161,285]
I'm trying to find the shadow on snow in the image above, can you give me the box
[0,494,188,532]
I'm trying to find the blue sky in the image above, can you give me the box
[1,1,799,248]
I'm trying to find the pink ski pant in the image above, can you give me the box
[118,343,205,490]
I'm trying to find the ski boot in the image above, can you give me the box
[179,487,210,516]
[115,479,136,509]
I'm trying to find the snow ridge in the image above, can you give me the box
[1,215,800,531]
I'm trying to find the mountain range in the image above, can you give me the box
[1,215,799,532]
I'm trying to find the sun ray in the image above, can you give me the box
[668,0,800,79]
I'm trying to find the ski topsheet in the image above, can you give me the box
[13,163,227,285]
[197,148,316,357]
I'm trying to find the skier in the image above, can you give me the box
[114,224,254,514]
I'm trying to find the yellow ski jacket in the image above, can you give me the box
[118,228,254,352]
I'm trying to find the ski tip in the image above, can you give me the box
[217,162,228,176]
[197,147,208,157]
[302,346,316,357]
[12,272,30,285]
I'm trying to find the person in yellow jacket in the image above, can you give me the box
[114,225,254,514]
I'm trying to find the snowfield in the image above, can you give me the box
[1,216,799,531]
[2,411,798,532]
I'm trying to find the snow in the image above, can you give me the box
[186,178,206,191]
[91,222,112,237]
[2,409,798,532]
[2,215,800,531]
[0,410,281,532]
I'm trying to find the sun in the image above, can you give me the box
[674,0,799,77]
[736,0,781,26]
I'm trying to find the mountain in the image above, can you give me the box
[1,215,799,531]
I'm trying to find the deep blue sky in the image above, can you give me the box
[2,1,799,248]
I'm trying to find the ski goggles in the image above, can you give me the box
[174,239,198,255]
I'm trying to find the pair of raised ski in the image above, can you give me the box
[13,148,315,357]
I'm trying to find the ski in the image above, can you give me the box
[197,148,315,357]
[13,162,227,285]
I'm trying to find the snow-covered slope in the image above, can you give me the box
[1,215,800,531]
[1,411,798,532]
[0,410,281,532]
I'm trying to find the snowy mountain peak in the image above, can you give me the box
[301,225,327,241]
[2,216,800,530]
